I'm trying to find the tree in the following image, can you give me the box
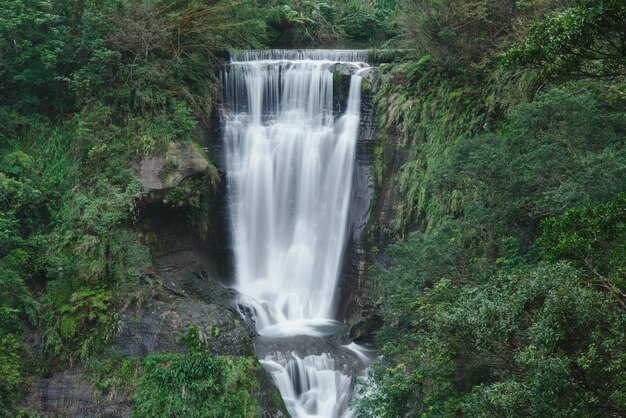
[506,0,626,79]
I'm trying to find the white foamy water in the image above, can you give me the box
[260,353,356,418]
[222,50,369,417]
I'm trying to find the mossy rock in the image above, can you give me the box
[133,141,210,191]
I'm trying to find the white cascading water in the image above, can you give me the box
[222,50,369,418]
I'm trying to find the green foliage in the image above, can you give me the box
[0,335,25,413]
[261,0,399,46]
[264,1,340,45]
[87,354,143,399]
[373,60,488,231]
[0,0,67,113]
[131,326,265,416]
[506,0,626,79]
[539,193,626,309]
[0,0,245,396]
[340,0,398,42]
[363,14,626,413]
[395,0,561,69]
[86,334,268,418]
[0,151,43,411]
[133,353,263,417]
[386,79,626,238]
[360,259,626,416]
[44,288,120,365]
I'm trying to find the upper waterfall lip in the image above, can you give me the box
[229,49,370,65]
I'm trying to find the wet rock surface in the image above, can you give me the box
[334,70,378,328]
[24,369,132,418]
[330,62,362,76]
[255,335,365,374]
[345,297,384,344]
[117,297,253,357]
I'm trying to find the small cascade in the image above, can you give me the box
[261,353,356,418]
[221,50,370,417]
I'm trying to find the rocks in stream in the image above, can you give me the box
[255,335,366,376]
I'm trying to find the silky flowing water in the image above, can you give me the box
[221,50,370,417]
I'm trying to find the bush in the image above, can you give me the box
[360,261,626,416]
[44,288,120,365]
[133,353,263,417]
[0,335,25,413]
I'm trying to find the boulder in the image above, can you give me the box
[330,62,361,76]
[133,141,208,191]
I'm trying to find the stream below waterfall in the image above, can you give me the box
[221,50,373,417]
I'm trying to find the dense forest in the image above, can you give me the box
[1,0,624,416]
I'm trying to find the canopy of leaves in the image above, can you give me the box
[360,239,626,416]
[539,193,626,310]
[506,0,626,79]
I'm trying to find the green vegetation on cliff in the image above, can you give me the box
[357,0,626,416]
[84,327,275,417]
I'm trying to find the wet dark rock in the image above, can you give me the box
[117,297,254,357]
[253,366,290,418]
[358,67,375,83]
[346,297,384,344]
[334,69,377,325]
[24,369,132,418]
[337,65,408,344]
[255,335,366,375]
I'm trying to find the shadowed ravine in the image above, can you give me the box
[221,50,373,417]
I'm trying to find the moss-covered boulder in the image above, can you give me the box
[133,141,210,191]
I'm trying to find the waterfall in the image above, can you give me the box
[222,50,369,418]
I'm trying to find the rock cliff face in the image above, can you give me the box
[24,235,287,416]
[338,66,410,343]
[23,132,287,417]
[25,368,134,418]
